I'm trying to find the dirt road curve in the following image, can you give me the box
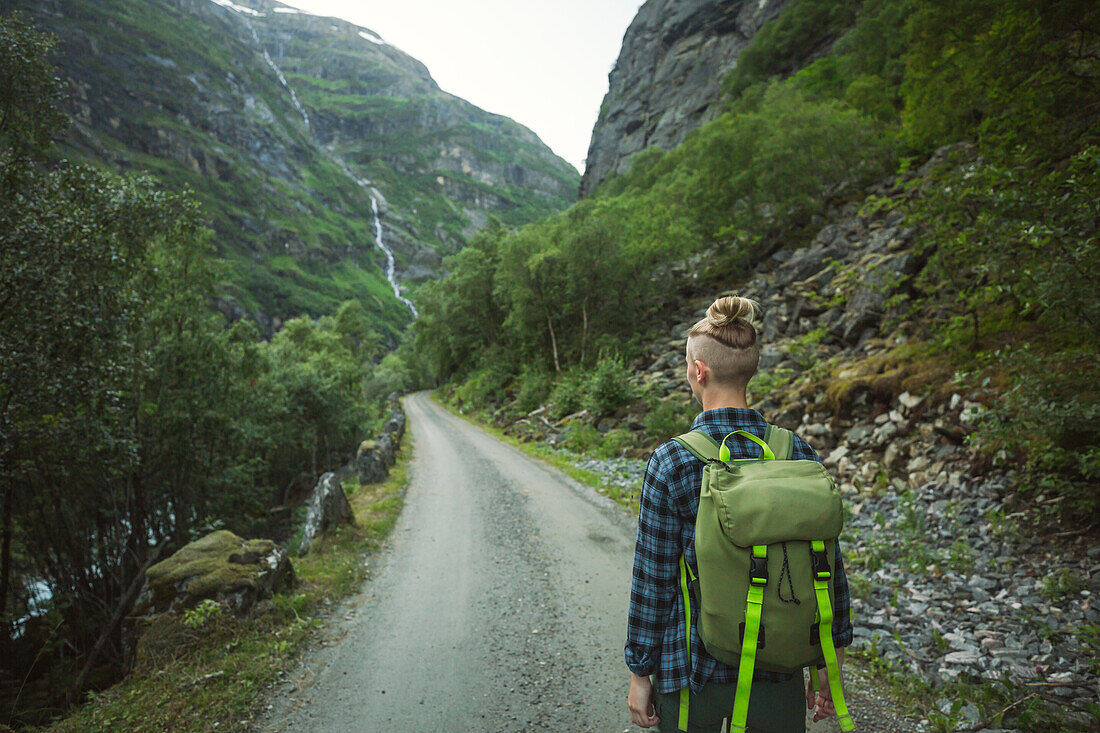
[263,391,902,732]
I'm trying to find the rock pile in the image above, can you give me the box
[355,399,406,485]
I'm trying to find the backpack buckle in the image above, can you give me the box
[749,555,768,586]
[811,548,831,580]
[706,458,735,473]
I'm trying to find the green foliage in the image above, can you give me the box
[513,365,553,415]
[1039,569,1086,602]
[687,82,896,242]
[548,369,587,419]
[1081,624,1100,678]
[905,143,1100,516]
[748,367,796,403]
[181,599,224,630]
[644,396,700,444]
[412,84,894,387]
[783,327,827,371]
[721,0,860,99]
[0,19,394,723]
[582,353,640,418]
[0,11,66,155]
[560,422,604,455]
[595,428,639,460]
[452,368,507,412]
[902,0,1099,158]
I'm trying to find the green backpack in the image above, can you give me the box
[671,426,854,733]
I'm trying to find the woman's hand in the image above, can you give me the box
[805,648,845,722]
[628,672,661,728]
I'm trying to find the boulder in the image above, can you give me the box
[383,407,406,441]
[356,435,396,483]
[134,530,293,616]
[298,471,356,556]
[355,439,387,484]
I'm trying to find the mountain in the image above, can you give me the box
[579,0,788,197]
[14,0,579,336]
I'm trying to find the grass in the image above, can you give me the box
[39,439,412,733]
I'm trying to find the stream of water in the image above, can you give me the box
[369,196,418,317]
[241,9,416,319]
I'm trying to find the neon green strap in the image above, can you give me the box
[729,545,767,732]
[811,540,854,731]
[676,427,788,463]
[678,555,693,731]
[719,431,776,462]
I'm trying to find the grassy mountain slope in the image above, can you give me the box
[16,0,579,337]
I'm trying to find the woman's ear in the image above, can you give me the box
[693,359,707,384]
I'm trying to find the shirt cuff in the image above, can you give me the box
[625,643,658,677]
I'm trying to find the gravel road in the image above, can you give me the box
[262,391,915,732]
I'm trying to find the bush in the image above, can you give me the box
[561,421,603,454]
[644,396,700,444]
[514,366,553,415]
[548,368,587,419]
[595,428,639,459]
[972,344,1100,519]
[583,353,640,418]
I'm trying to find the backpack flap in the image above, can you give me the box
[704,460,843,547]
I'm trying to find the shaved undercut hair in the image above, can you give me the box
[687,295,762,389]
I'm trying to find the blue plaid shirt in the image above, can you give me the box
[625,407,854,694]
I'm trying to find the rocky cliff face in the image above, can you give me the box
[16,0,579,335]
[579,0,788,197]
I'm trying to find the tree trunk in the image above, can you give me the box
[580,300,589,367]
[971,308,980,352]
[68,542,166,703]
[0,484,12,619]
[547,314,561,373]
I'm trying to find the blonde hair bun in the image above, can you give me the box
[706,295,761,329]
[686,294,762,385]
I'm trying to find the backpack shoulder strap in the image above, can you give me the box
[672,430,720,463]
[763,424,794,460]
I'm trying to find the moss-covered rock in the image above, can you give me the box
[134,530,294,615]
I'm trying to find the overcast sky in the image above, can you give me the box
[280,0,645,173]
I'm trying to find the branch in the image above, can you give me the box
[67,541,167,703]
[957,691,1041,732]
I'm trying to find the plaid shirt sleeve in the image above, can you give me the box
[793,435,854,648]
[624,445,681,676]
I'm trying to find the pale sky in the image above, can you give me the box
[280,0,646,173]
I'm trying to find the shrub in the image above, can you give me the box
[561,421,603,454]
[596,428,639,459]
[452,368,505,412]
[548,368,587,419]
[583,353,640,418]
[644,396,700,444]
[514,366,553,415]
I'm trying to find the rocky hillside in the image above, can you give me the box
[579,0,788,197]
[15,0,579,335]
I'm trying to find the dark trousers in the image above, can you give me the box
[653,674,806,733]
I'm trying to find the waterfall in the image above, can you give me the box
[369,196,418,318]
[234,5,415,319]
[247,21,310,131]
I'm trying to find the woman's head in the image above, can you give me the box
[685,295,761,398]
